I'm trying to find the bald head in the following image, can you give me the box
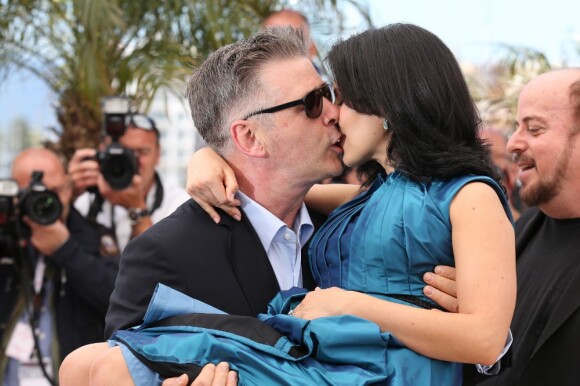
[263,10,317,59]
[507,68,580,217]
[263,10,309,28]
[12,148,64,186]
[523,68,580,89]
[11,147,72,212]
[519,68,580,131]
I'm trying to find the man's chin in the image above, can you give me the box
[520,182,558,207]
[328,159,346,177]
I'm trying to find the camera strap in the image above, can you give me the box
[87,192,105,223]
[150,172,164,215]
[24,251,48,329]
[87,172,164,230]
[9,247,58,386]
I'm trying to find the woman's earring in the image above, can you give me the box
[383,119,389,131]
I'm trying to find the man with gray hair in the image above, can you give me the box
[105,25,342,336]
[59,26,342,386]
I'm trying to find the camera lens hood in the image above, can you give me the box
[98,142,138,190]
[22,190,63,225]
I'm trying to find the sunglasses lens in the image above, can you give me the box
[304,89,323,118]
[128,115,155,130]
[305,84,334,119]
[322,85,334,104]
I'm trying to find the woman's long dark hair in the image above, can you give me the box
[326,23,501,185]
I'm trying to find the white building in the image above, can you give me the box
[148,92,206,188]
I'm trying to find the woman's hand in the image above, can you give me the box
[162,363,238,386]
[292,287,358,320]
[186,147,242,223]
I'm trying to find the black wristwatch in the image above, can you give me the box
[128,207,150,225]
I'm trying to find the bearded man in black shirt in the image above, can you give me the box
[426,68,580,386]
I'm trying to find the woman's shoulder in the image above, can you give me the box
[394,174,509,224]
[438,175,513,224]
[428,174,504,203]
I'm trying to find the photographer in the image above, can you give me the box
[69,113,189,251]
[0,147,119,386]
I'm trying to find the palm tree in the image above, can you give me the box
[463,45,552,134]
[0,0,370,160]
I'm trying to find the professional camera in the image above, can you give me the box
[95,96,138,190]
[0,171,63,256]
[0,171,63,226]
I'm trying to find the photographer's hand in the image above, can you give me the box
[98,174,146,209]
[98,174,153,238]
[23,217,70,256]
[69,148,100,199]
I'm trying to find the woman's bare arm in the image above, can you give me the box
[293,182,516,365]
[305,183,361,215]
[186,147,241,223]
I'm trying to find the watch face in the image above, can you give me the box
[129,208,149,221]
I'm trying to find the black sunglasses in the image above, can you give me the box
[126,114,157,132]
[243,83,335,120]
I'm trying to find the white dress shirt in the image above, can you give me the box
[237,191,314,290]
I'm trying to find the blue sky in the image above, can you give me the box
[364,0,580,66]
[1,0,579,134]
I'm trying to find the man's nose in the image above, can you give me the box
[322,98,340,126]
[506,129,524,155]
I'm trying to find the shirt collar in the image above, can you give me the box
[237,191,314,252]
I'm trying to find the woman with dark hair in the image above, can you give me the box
[326,24,493,182]
[183,23,516,383]
[64,24,515,386]
[295,19,515,370]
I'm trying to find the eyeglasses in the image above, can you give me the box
[243,83,335,120]
[125,114,158,132]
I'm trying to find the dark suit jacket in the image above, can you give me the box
[464,208,580,386]
[105,200,315,338]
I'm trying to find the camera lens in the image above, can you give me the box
[99,144,137,190]
[102,155,134,189]
[23,191,63,225]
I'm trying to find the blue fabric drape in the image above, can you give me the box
[112,285,392,385]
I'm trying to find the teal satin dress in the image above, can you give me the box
[309,171,512,386]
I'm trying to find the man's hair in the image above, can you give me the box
[185,27,307,154]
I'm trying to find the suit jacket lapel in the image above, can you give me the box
[301,244,316,290]
[219,209,280,316]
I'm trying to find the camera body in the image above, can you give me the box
[0,171,63,256]
[96,96,138,190]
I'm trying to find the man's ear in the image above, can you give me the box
[230,120,267,158]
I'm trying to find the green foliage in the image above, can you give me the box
[0,0,368,159]
[464,45,552,134]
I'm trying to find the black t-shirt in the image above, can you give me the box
[502,214,580,384]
